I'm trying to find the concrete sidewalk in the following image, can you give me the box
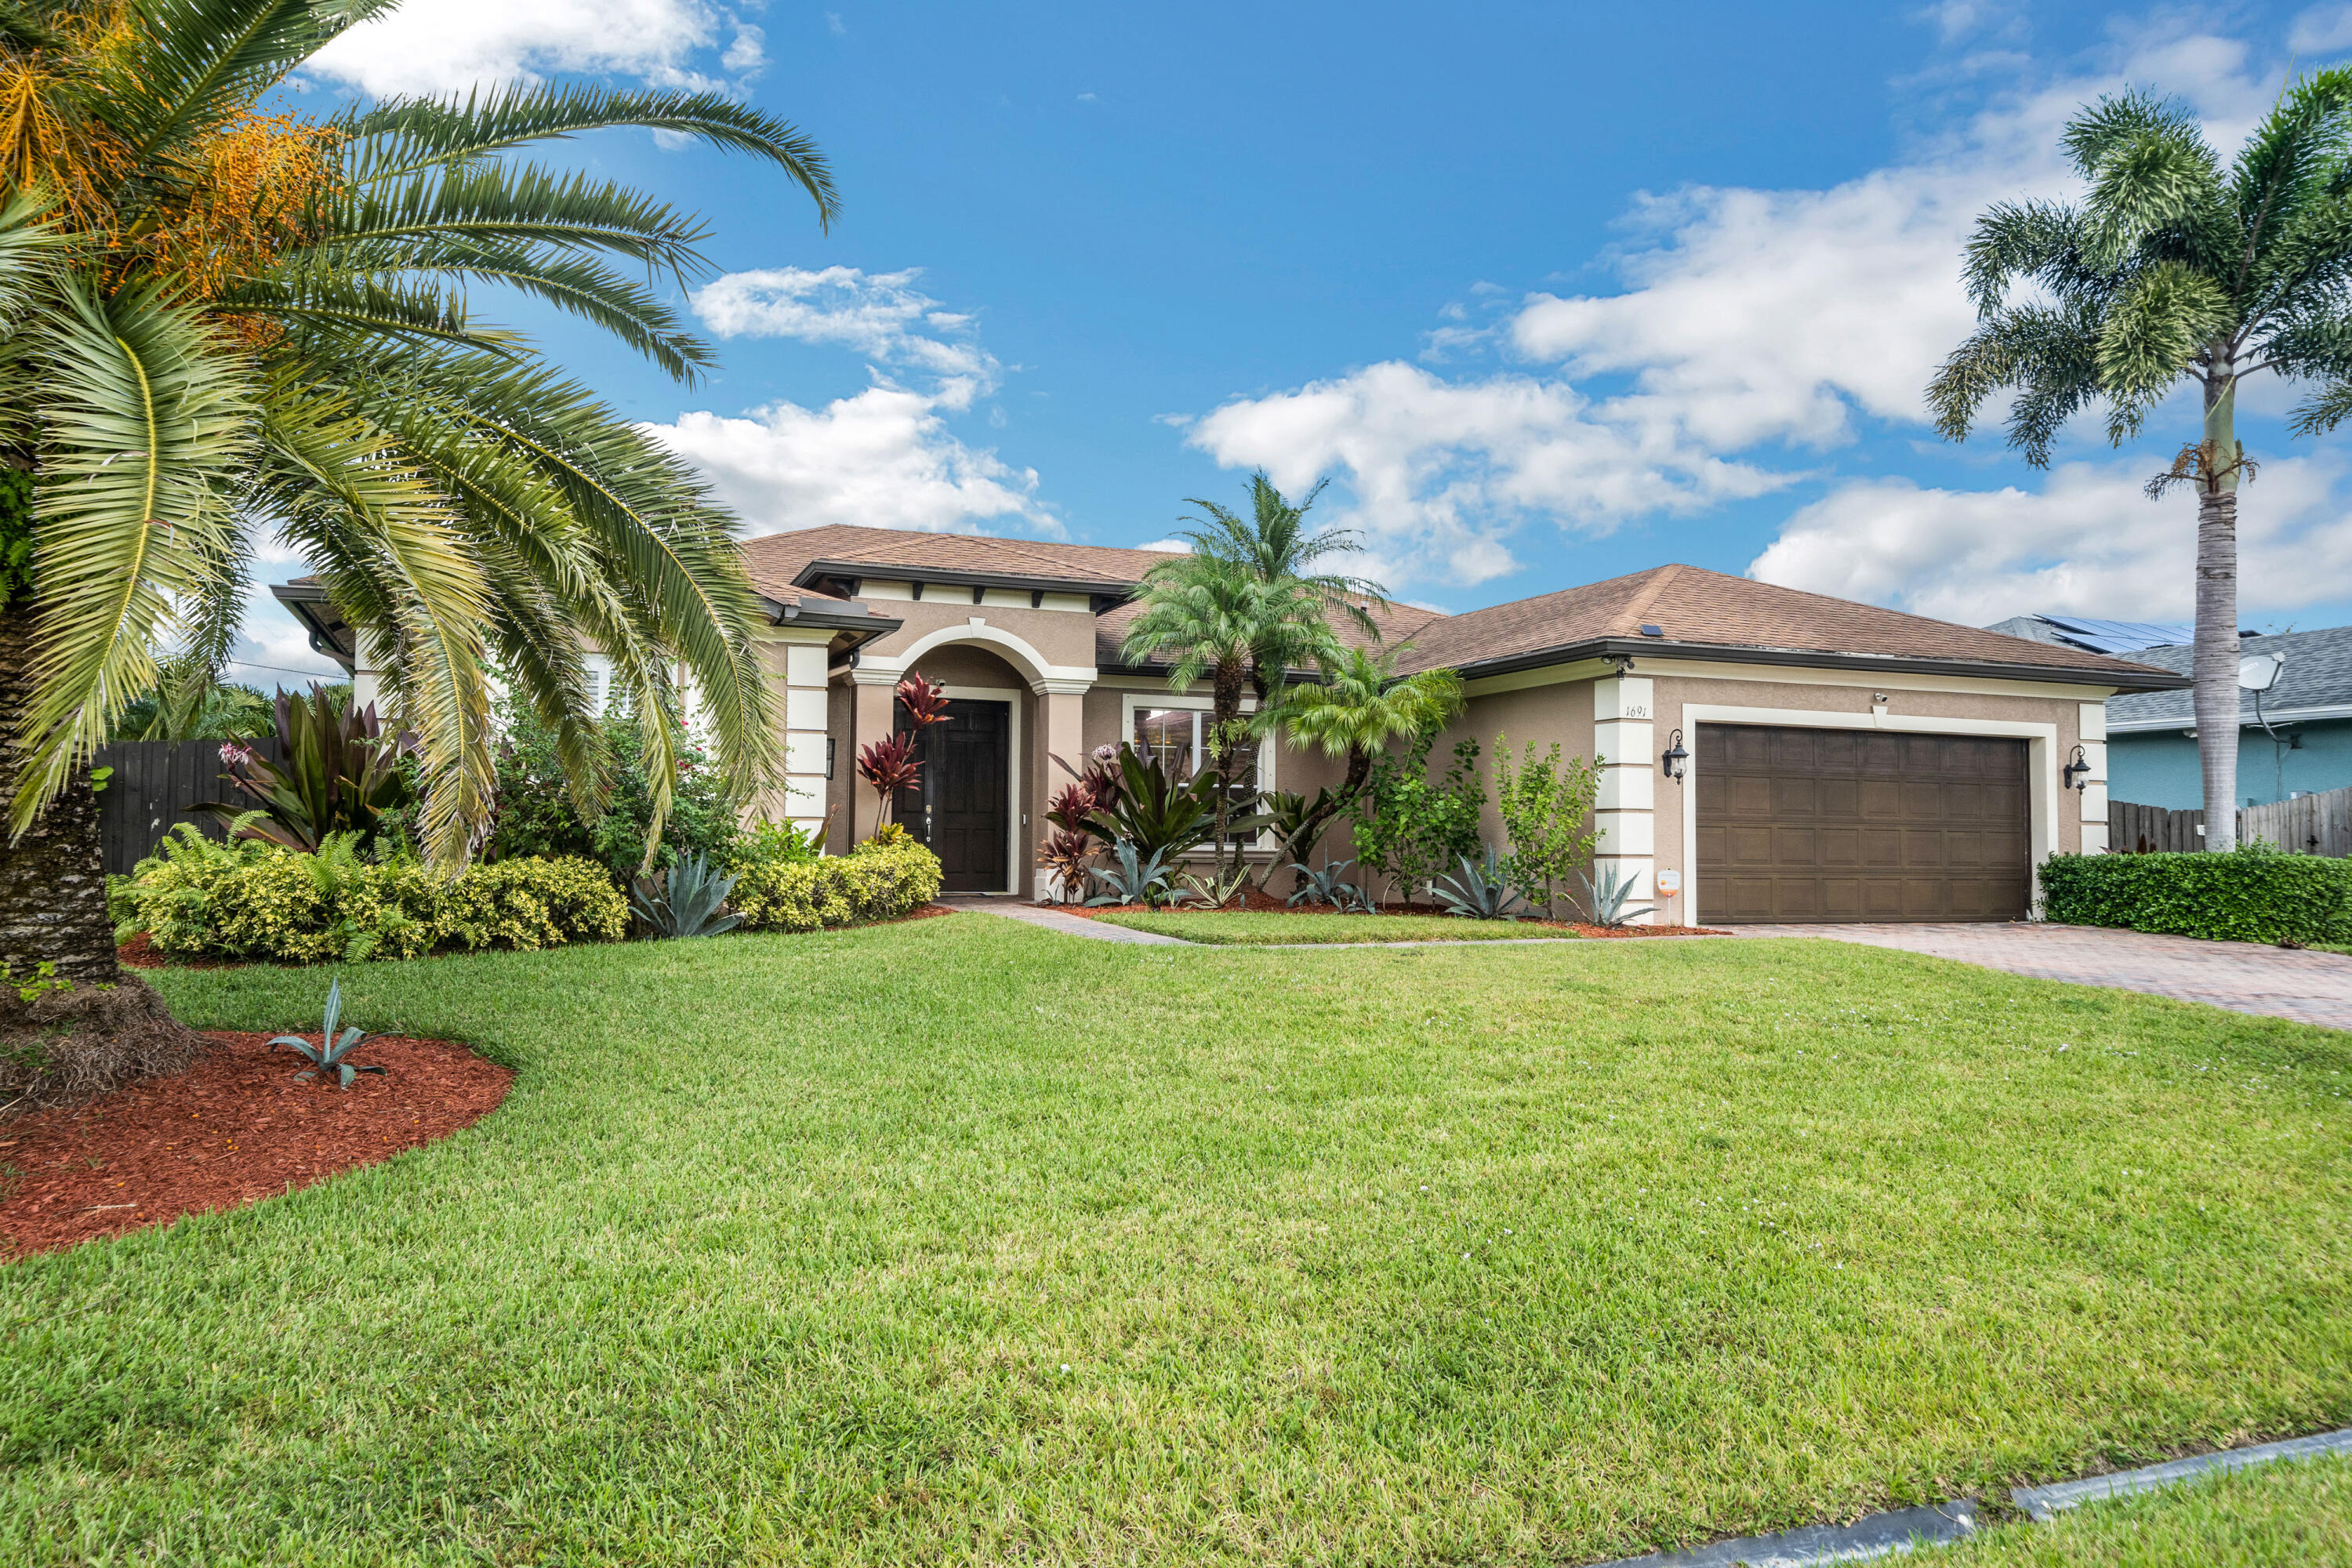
[938,898,1189,945]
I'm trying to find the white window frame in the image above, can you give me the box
[1117,691,1276,852]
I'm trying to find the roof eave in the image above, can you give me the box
[792,558,1142,600]
[267,581,357,671]
[1449,637,2190,691]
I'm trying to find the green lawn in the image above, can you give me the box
[1943,1454,2352,1565]
[1087,909,1579,943]
[3,914,2348,1565]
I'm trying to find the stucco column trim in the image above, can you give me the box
[1592,675,1657,924]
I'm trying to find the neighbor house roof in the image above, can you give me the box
[2107,625,2352,731]
[1395,564,2185,688]
[1985,612,2197,655]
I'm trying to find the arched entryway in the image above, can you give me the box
[891,643,1030,895]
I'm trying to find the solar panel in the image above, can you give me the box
[2034,614,2196,654]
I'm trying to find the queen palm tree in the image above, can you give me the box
[1929,71,2352,849]
[1120,472,1383,880]
[0,0,837,985]
[1259,641,1463,875]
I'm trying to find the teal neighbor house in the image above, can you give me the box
[2100,626,2352,809]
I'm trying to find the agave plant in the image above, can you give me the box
[1178,864,1250,909]
[1431,848,1530,921]
[1287,856,1372,911]
[1085,842,1183,909]
[1576,863,1657,928]
[631,851,742,938]
[270,977,384,1089]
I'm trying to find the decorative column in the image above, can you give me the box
[848,668,899,843]
[1592,673,1657,925]
[775,635,833,840]
[2078,702,2110,855]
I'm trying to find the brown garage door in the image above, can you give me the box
[1695,725,2029,924]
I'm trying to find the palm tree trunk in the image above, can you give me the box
[2192,481,2240,851]
[0,607,122,986]
[1209,666,1247,892]
[2194,375,2241,853]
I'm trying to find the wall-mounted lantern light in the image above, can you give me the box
[2062,743,2091,792]
[1661,728,1689,782]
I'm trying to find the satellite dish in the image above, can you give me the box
[2238,652,2285,691]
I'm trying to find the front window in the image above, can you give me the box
[1132,706,1261,847]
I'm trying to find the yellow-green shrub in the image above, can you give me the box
[119,826,625,963]
[732,838,943,933]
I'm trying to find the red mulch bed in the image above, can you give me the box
[0,1032,511,1257]
[1050,898,1726,938]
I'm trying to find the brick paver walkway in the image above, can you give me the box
[1732,922,2352,1032]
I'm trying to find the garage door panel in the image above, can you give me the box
[1697,724,2027,924]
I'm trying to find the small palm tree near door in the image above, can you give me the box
[1930,73,2352,848]
[1121,473,1384,884]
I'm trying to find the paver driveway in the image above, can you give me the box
[1732,922,2352,1032]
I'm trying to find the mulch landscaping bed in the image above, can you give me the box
[0,1032,510,1257]
[1052,895,1726,938]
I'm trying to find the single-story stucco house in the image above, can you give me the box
[274,525,2185,925]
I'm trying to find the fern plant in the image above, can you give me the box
[270,978,385,1089]
[1430,848,1530,921]
[631,851,743,938]
[1576,864,1657,928]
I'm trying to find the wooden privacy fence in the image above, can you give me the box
[93,737,285,877]
[2108,782,2352,857]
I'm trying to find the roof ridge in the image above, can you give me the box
[1612,564,1684,633]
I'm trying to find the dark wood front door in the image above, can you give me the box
[895,700,1010,892]
[1695,724,2029,924]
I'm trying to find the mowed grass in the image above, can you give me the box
[1942,1454,2352,1565]
[1088,909,1579,944]
[2,916,2348,1566]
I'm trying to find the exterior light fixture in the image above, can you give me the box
[1661,728,1689,781]
[2062,744,2091,792]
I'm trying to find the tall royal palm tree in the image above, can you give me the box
[0,0,837,985]
[1261,641,1463,870]
[1121,472,1383,878]
[1930,72,2352,848]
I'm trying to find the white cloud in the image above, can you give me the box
[690,267,996,388]
[1750,458,2352,625]
[655,264,1050,539]
[646,387,1050,537]
[1187,361,1789,586]
[1507,31,2274,456]
[307,0,740,97]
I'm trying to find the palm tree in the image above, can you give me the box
[0,0,837,984]
[1120,473,1383,880]
[1929,72,2352,849]
[1260,641,1463,875]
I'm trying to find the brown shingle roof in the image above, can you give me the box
[1095,595,1446,670]
[1399,564,2174,681]
[740,523,1175,599]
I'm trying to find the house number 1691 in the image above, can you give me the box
[1622,704,1649,718]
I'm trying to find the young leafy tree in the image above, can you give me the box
[1929,72,2352,848]
[1492,734,1600,919]
[1260,641,1464,886]
[0,0,838,985]
[1122,473,1383,878]
[1353,736,1484,911]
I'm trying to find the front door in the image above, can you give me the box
[895,699,1010,892]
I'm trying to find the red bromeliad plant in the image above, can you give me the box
[1034,744,1123,902]
[855,677,952,833]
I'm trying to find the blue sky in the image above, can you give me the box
[245,0,2352,681]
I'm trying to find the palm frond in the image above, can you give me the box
[8,277,254,836]
[340,83,839,227]
[2093,260,2232,439]
[102,0,328,178]
[1959,199,2096,315]
[2288,374,2352,436]
[314,160,716,276]
[216,272,521,353]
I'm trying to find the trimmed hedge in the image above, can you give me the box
[2041,844,2352,946]
[731,838,944,932]
[120,829,626,963]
